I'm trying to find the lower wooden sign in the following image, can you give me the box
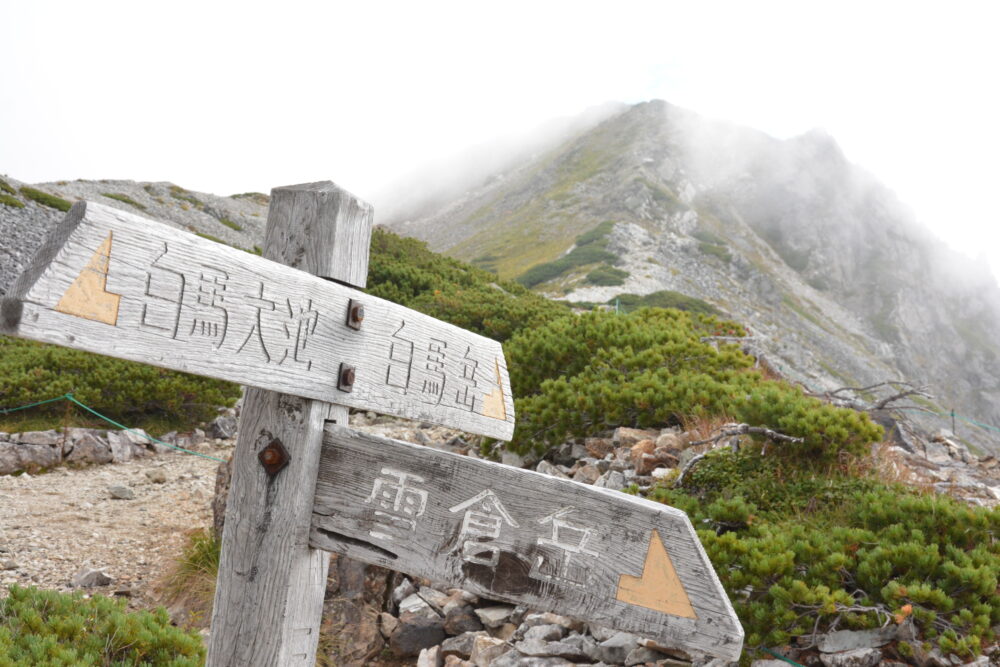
[310,426,744,661]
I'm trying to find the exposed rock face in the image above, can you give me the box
[381,100,1000,454]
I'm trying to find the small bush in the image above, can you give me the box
[584,265,629,286]
[195,231,226,245]
[169,185,202,208]
[19,187,72,212]
[698,241,731,262]
[0,178,16,195]
[218,216,243,231]
[0,585,205,665]
[0,193,25,209]
[102,192,146,210]
[230,192,270,205]
[612,290,721,316]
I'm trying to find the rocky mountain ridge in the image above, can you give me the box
[381,100,1000,454]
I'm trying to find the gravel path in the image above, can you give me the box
[0,441,232,610]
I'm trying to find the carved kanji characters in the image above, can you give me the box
[449,490,518,567]
[387,322,415,390]
[236,282,277,361]
[365,468,428,541]
[454,346,479,411]
[189,266,229,348]
[139,243,186,339]
[528,507,599,587]
[421,338,447,402]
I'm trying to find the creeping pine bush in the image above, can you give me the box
[504,308,882,458]
[366,229,567,341]
[648,451,1000,658]
[0,336,240,425]
[0,585,205,665]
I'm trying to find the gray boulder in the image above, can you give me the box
[818,648,882,667]
[107,431,147,462]
[207,415,238,439]
[389,612,447,657]
[818,627,897,653]
[73,567,113,587]
[64,432,113,465]
[14,429,61,446]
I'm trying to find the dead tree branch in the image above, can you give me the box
[813,381,933,412]
[675,423,804,487]
[687,423,805,447]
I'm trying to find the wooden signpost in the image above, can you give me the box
[311,426,743,659]
[1,184,743,664]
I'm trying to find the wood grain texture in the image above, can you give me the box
[264,181,373,287]
[208,392,332,666]
[310,426,744,661]
[207,182,369,666]
[2,200,514,440]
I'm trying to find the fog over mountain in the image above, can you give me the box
[383,100,1000,453]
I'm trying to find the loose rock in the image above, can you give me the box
[72,567,113,588]
[108,485,135,500]
[818,648,882,667]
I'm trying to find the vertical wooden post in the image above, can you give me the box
[207,181,373,666]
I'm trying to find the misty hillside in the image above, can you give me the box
[383,100,1000,454]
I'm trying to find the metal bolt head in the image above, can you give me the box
[346,299,364,330]
[258,438,290,477]
[338,363,356,392]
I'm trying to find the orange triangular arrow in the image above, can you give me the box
[55,232,121,325]
[616,529,697,618]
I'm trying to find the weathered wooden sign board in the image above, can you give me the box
[0,200,514,440]
[311,426,743,661]
[1,185,743,664]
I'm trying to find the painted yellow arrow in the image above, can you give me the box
[616,529,697,618]
[55,231,121,326]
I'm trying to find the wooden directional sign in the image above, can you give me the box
[0,201,514,440]
[311,426,744,661]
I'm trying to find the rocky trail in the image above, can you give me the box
[0,439,230,608]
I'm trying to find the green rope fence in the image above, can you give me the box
[0,392,226,463]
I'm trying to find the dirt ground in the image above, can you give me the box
[0,441,230,609]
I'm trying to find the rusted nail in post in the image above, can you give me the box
[258,438,290,477]
[346,299,365,330]
[338,363,356,392]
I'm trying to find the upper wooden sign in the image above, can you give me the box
[311,426,744,661]
[0,201,515,440]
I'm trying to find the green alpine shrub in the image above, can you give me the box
[584,265,629,286]
[0,336,240,426]
[19,187,72,212]
[101,192,146,210]
[0,193,25,208]
[504,308,882,458]
[648,450,1000,657]
[516,221,619,287]
[0,585,205,665]
[366,229,567,341]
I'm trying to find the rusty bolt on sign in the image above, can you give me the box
[346,299,364,330]
[258,438,291,477]
[338,363,356,392]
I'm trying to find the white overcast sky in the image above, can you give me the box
[2,1,998,280]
